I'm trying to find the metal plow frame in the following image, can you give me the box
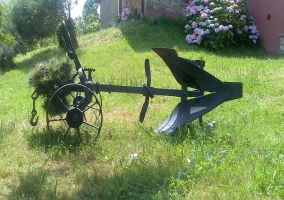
[30,22,243,141]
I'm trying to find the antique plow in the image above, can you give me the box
[30,22,242,141]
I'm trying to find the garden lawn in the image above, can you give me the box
[0,20,283,199]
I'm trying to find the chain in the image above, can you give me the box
[30,90,39,126]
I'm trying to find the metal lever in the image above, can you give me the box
[139,59,153,122]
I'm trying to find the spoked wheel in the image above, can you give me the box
[46,83,103,143]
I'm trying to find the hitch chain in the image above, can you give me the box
[30,90,39,126]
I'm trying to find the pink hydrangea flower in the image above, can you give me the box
[201,13,208,19]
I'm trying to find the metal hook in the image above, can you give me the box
[31,90,39,100]
[30,110,39,126]
[30,90,40,126]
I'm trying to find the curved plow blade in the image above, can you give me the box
[155,93,228,134]
[152,47,228,92]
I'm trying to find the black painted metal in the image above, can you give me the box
[37,22,243,139]
[152,47,242,133]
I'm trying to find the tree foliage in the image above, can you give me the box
[74,0,100,35]
[0,5,14,45]
[83,0,100,20]
[12,0,65,44]
[0,3,22,70]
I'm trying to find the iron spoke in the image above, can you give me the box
[82,101,99,113]
[76,128,82,142]
[74,86,80,109]
[56,95,69,111]
[48,118,66,123]
[83,121,100,129]
[63,127,71,139]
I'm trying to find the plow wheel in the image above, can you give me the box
[46,83,103,143]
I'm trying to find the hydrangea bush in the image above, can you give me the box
[116,8,140,23]
[184,0,259,49]
[120,8,132,21]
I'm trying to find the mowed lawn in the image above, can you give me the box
[0,20,283,199]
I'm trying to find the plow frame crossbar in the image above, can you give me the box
[60,20,205,102]
[88,82,204,99]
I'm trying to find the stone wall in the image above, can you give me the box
[121,0,191,19]
[145,0,190,18]
[123,0,142,11]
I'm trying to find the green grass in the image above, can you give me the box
[0,20,284,199]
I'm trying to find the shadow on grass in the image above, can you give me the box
[6,159,56,200]
[13,128,183,199]
[26,127,85,156]
[7,159,180,199]
[68,161,186,199]
[117,18,283,60]
[117,18,190,53]
[11,122,234,199]
[11,46,67,74]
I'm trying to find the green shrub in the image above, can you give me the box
[74,0,101,35]
[28,58,76,114]
[183,0,259,49]
[12,0,64,44]
[0,3,21,70]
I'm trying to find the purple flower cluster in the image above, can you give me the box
[120,8,131,21]
[248,23,259,43]
[184,0,259,46]
[186,26,211,44]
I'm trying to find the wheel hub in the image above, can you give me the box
[66,108,83,128]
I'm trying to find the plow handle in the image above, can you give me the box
[61,21,87,84]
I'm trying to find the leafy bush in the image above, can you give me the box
[57,19,79,49]
[183,0,259,49]
[0,6,14,45]
[0,44,18,70]
[29,58,76,114]
[0,3,24,70]
[12,0,65,44]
